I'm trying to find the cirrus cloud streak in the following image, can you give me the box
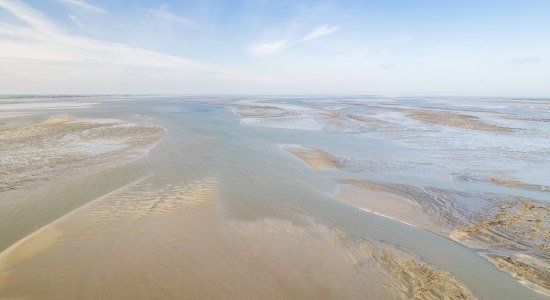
[249,24,339,55]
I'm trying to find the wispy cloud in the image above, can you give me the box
[249,24,339,55]
[300,25,339,42]
[151,4,195,27]
[60,0,106,14]
[0,0,231,93]
[513,56,541,64]
[68,14,84,30]
[0,0,58,32]
[248,39,291,55]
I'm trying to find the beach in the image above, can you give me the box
[0,96,548,299]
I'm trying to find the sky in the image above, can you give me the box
[0,0,549,96]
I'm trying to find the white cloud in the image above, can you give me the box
[151,4,195,27]
[249,24,339,55]
[60,0,106,14]
[0,0,237,93]
[0,0,58,32]
[248,39,291,55]
[300,25,339,42]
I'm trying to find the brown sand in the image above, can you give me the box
[223,218,476,300]
[282,145,383,173]
[487,176,550,192]
[455,197,549,247]
[338,179,550,295]
[459,174,550,193]
[0,115,165,196]
[0,176,233,299]
[0,171,475,299]
[481,253,550,296]
[283,145,340,171]
[378,247,475,300]
[0,114,165,254]
[335,185,433,230]
[346,114,394,128]
[41,114,75,125]
[407,109,512,132]
[320,110,341,118]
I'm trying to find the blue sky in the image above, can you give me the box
[0,0,549,96]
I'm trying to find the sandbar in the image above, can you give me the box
[407,109,512,132]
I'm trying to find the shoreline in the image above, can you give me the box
[334,185,428,229]
[0,174,153,265]
[0,114,166,252]
[335,179,550,296]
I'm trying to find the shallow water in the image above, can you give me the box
[0,96,548,299]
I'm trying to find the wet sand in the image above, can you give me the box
[481,253,550,296]
[0,114,165,252]
[2,96,548,299]
[407,109,512,132]
[0,174,475,300]
[335,185,433,230]
[283,145,341,171]
[337,179,550,295]
[0,114,164,197]
[346,113,395,129]
[282,145,382,173]
[230,96,550,298]
[0,107,476,299]
[459,175,550,194]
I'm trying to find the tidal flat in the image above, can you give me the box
[0,96,548,299]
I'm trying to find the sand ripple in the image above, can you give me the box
[68,177,218,229]
[339,179,550,295]
[229,218,476,299]
[0,115,165,197]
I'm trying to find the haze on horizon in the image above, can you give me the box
[0,0,549,97]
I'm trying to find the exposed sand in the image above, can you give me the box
[0,176,224,299]
[335,185,433,230]
[346,113,394,128]
[377,246,475,300]
[283,145,340,171]
[458,175,550,193]
[230,102,373,133]
[320,110,342,118]
[229,219,476,300]
[0,114,165,197]
[0,174,475,299]
[481,253,550,296]
[41,114,75,124]
[487,176,546,189]
[0,114,165,253]
[282,145,382,172]
[337,179,550,295]
[231,103,301,119]
[407,109,512,132]
[2,96,547,299]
